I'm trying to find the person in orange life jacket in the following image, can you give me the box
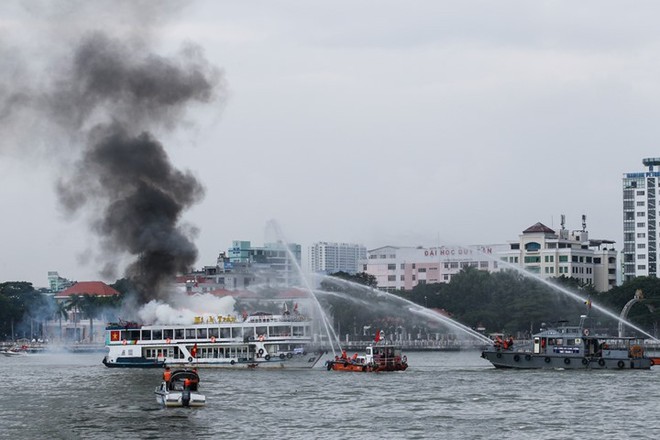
[163,366,172,389]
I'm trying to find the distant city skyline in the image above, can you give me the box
[2,1,660,288]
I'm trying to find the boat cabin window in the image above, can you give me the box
[366,347,373,355]
[152,329,163,340]
[270,325,290,336]
[196,328,207,339]
[175,329,184,340]
[219,327,230,339]
[163,329,173,340]
[292,325,306,337]
[256,326,267,337]
[208,328,219,339]
[126,330,140,341]
[141,330,152,341]
[185,329,196,339]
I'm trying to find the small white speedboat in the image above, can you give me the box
[0,347,29,357]
[154,369,206,407]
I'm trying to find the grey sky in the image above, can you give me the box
[1,1,660,287]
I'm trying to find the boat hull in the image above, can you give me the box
[155,389,206,407]
[481,350,652,370]
[102,356,165,368]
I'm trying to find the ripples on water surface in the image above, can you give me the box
[0,351,658,439]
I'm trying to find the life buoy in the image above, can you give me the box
[581,358,588,365]
[210,336,216,343]
[513,354,520,362]
[525,354,531,361]
[165,338,171,344]
[617,360,625,369]
[188,356,193,362]
[286,353,293,359]
[258,348,264,356]
[265,354,271,361]
[598,359,605,367]
[544,357,551,363]
[564,358,570,365]
[279,353,285,360]
[583,329,590,336]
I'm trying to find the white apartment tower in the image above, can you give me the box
[308,242,367,275]
[622,158,660,281]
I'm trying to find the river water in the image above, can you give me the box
[0,350,658,439]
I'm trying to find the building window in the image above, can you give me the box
[400,275,405,281]
[418,268,427,273]
[387,275,396,281]
[637,201,645,206]
[400,263,405,269]
[387,264,396,270]
[638,254,646,260]
[637,190,645,195]
[559,255,568,262]
[637,212,646,217]
[638,233,647,238]
[637,222,646,228]
[638,243,646,249]
[638,265,646,270]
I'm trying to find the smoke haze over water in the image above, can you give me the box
[0,3,223,304]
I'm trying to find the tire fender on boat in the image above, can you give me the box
[188,356,193,363]
[496,352,502,359]
[258,348,264,357]
[230,359,235,365]
[564,358,570,365]
[513,354,520,362]
[265,354,271,361]
[581,358,589,365]
[525,354,531,361]
[286,353,293,359]
[617,360,625,369]
[598,359,605,367]
[544,357,551,363]
[279,353,285,360]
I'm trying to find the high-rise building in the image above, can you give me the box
[308,242,367,275]
[622,158,660,281]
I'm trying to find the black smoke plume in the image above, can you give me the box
[0,15,222,305]
[51,32,220,304]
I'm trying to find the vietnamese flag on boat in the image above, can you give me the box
[110,331,120,342]
[374,330,382,343]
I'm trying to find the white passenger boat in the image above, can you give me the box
[102,311,324,369]
[155,369,206,407]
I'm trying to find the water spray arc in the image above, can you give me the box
[265,221,341,356]
[463,245,660,342]
[316,275,492,344]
